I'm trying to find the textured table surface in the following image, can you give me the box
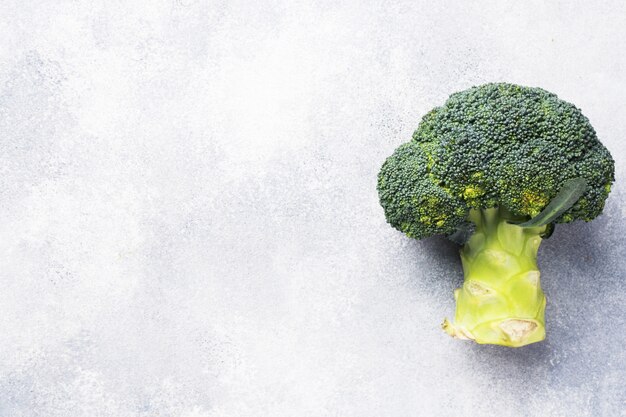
[1,1,624,416]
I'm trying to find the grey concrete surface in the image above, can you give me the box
[0,1,624,416]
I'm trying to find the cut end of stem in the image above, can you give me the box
[442,318,475,340]
[442,317,545,347]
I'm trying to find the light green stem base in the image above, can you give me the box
[442,208,547,347]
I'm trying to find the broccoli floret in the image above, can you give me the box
[377,83,615,347]
[378,142,467,239]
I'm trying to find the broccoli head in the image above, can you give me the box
[377,83,615,347]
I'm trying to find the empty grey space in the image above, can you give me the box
[0,1,624,416]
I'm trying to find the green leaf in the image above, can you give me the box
[540,223,555,239]
[517,178,588,228]
[447,222,475,245]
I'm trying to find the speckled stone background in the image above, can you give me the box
[1,1,624,416]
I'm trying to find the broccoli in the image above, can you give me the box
[377,83,615,347]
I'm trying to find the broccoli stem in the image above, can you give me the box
[442,207,547,347]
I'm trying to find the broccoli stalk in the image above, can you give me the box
[442,208,547,346]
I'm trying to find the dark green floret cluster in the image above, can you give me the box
[378,83,615,240]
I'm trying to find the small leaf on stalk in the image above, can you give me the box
[540,223,555,239]
[517,178,588,228]
[447,222,475,245]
